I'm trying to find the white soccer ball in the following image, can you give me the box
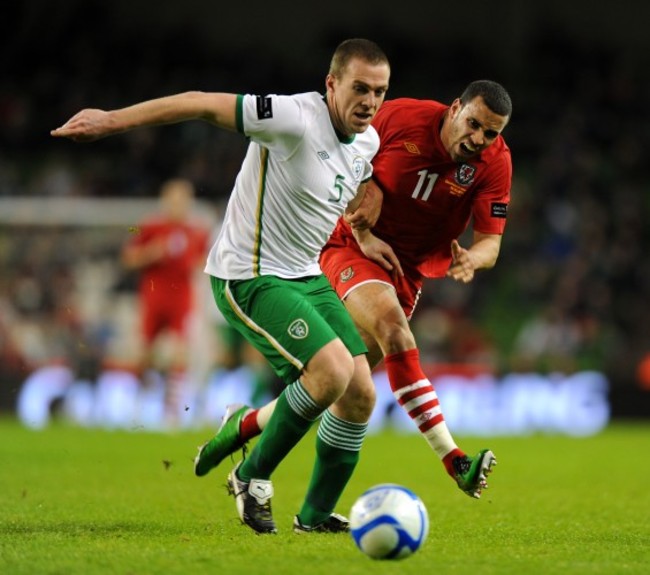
[349,483,429,560]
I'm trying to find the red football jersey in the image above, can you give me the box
[329,98,512,278]
[128,217,209,299]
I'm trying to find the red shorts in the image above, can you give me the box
[139,289,191,343]
[320,239,423,320]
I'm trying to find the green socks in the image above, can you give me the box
[239,380,320,481]
[298,410,368,527]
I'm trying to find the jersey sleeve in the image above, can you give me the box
[472,147,512,235]
[238,93,306,156]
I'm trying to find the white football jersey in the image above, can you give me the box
[204,92,379,279]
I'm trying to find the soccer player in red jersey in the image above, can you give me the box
[122,178,210,425]
[196,80,511,498]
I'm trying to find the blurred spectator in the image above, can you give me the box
[510,305,581,373]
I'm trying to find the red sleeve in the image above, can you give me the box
[472,141,512,235]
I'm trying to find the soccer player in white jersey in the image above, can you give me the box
[52,38,392,535]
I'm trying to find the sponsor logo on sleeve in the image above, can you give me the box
[256,96,273,120]
[491,202,508,218]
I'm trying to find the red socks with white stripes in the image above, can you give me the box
[384,348,464,477]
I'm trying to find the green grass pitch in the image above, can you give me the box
[1,418,649,575]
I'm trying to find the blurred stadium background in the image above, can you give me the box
[2,0,650,431]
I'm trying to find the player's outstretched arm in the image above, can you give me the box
[51,92,238,142]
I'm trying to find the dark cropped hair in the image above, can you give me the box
[460,80,512,118]
[329,38,390,78]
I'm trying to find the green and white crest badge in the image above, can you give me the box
[288,319,309,339]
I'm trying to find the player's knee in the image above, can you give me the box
[322,353,355,396]
[374,320,415,354]
[332,372,376,423]
[304,342,355,404]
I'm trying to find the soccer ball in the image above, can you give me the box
[349,483,429,560]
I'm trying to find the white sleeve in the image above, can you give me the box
[240,93,305,153]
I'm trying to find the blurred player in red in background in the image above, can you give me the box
[195,80,512,498]
[122,178,209,426]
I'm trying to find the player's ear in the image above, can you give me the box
[449,98,462,117]
[325,74,336,92]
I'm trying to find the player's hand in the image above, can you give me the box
[51,109,114,142]
[345,180,383,230]
[356,231,404,278]
[446,239,476,283]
